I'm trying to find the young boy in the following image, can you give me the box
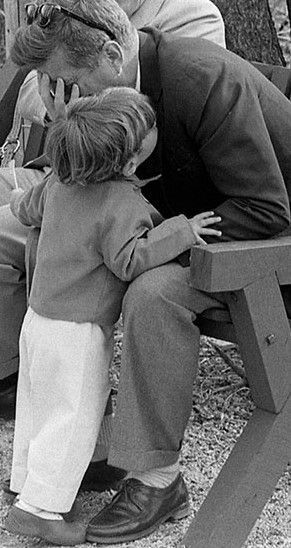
[6,87,221,546]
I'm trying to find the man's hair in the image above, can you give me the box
[11,0,134,69]
[45,87,156,186]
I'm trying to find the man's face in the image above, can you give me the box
[39,48,119,98]
[116,0,144,17]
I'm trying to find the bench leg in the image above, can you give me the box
[181,395,291,548]
[226,272,291,412]
[182,272,291,547]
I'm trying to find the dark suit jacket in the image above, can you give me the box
[137,29,291,242]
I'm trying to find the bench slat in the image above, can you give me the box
[190,237,291,292]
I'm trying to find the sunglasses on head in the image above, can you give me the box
[25,3,116,40]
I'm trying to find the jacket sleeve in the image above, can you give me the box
[10,178,48,227]
[100,185,195,281]
[176,61,291,241]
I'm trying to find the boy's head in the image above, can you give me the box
[45,87,157,186]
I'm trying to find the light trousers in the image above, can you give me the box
[10,307,113,512]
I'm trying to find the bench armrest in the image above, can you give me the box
[190,236,291,292]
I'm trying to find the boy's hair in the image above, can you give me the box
[11,0,134,70]
[45,87,156,186]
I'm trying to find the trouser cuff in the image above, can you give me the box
[20,471,76,513]
[108,447,179,472]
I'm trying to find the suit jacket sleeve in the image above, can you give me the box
[10,177,48,227]
[100,183,195,281]
[176,63,290,241]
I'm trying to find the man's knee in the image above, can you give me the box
[122,263,185,316]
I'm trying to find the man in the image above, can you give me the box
[6,0,291,543]
[1,0,225,151]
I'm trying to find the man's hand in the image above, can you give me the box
[37,72,79,121]
[11,188,25,198]
[189,211,222,245]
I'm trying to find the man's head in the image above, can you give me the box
[45,87,157,186]
[11,0,139,96]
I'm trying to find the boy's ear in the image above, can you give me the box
[122,156,138,177]
[103,41,124,76]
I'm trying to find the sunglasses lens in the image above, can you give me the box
[25,4,56,27]
[25,4,38,24]
[39,5,54,27]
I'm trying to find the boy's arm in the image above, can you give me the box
[101,185,196,281]
[10,178,48,227]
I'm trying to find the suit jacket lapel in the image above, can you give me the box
[138,29,162,109]
[137,30,164,190]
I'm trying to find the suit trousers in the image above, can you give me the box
[10,307,113,512]
[108,262,226,471]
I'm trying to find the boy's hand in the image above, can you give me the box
[37,73,79,121]
[189,211,222,245]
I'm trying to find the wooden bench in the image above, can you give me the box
[181,237,291,548]
[180,61,291,548]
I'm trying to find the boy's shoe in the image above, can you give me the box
[1,480,81,522]
[5,505,86,546]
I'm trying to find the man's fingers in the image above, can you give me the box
[38,72,54,111]
[69,83,80,103]
[54,78,67,119]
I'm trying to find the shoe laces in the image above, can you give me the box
[112,479,144,513]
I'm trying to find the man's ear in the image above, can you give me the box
[103,41,124,76]
[122,156,138,177]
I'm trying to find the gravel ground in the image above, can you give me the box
[0,332,290,548]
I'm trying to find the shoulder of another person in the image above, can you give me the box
[157,0,221,21]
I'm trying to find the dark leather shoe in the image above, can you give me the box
[79,459,126,493]
[86,473,190,544]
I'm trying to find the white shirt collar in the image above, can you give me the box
[135,61,141,91]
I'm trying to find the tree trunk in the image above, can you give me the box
[213,0,286,65]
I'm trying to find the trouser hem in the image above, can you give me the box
[10,465,27,494]
[108,448,179,472]
[19,471,76,512]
